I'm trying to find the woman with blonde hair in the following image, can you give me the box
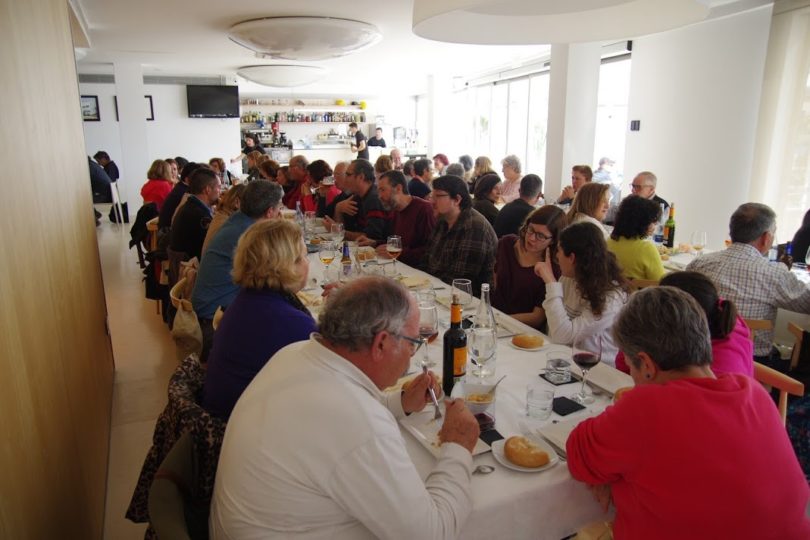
[566,182,610,238]
[245,150,262,182]
[470,155,495,191]
[202,184,247,254]
[202,219,316,419]
[140,159,174,210]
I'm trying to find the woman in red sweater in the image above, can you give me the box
[567,286,810,540]
[140,159,174,210]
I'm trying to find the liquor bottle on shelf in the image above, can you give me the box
[663,203,676,249]
[442,294,467,397]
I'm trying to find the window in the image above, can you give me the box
[526,73,550,177]
[593,57,632,190]
[489,84,508,162]
[507,79,529,168]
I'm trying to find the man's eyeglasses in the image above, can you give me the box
[631,183,650,191]
[394,333,425,357]
[525,228,553,241]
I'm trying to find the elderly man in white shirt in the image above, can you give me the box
[210,276,480,540]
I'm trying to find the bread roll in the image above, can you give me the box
[613,386,633,402]
[504,436,550,468]
[512,334,544,349]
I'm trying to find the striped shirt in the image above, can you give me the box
[687,243,810,356]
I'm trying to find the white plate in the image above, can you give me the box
[400,410,490,458]
[508,341,546,352]
[490,438,559,473]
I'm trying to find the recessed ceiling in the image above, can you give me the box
[73,0,770,97]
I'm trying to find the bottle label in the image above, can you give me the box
[453,347,466,377]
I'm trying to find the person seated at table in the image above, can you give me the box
[567,286,810,540]
[424,175,498,296]
[444,163,465,178]
[283,155,310,209]
[202,184,246,255]
[494,174,543,237]
[305,159,341,216]
[556,164,592,205]
[687,203,810,369]
[791,208,810,263]
[325,159,392,246]
[493,205,566,329]
[374,154,393,180]
[409,158,433,200]
[210,276,480,539]
[257,158,279,183]
[169,167,221,261]
[321,161,352,219]
[614,271,753,377]
[244,151,263,183]
[566,182,610,239]
[140,159,174,210]
[607,195,665,281]
[374,170,437,266]
[630,170,669,211]
[93,150,119,182]
[459,154,474,185]
[390,148,403,170]
[499,154,522,204]
[159,162,203,229]
[470,155,495,193]
[209,157,237,187]
[535,221,629,364]
[433,153,449,176]
[471,173,501,229]
[201,218,315,419]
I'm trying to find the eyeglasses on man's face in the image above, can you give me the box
[393,333,425,357]
[631,183,651,191]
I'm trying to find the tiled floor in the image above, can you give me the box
[97,219,177,539]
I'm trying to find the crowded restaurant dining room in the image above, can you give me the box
[6,0,810,538]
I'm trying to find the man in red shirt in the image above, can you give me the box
[372,170,437,267]
[282,155,310,209]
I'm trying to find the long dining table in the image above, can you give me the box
[303,245,633,540]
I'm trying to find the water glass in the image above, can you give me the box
[451,278,473,312]
[330,222,344,244]
[545,356,572,384]
[526,382,555,420]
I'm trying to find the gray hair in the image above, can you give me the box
[240,180,283,218]
[613,286,712,371]
[634,171,657,188]
[501,154,522,174]
[319,277,413,352]
[445,163,465,177]
[729,202,776,244]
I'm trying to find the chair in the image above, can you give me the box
[788,322,806,371]
[753,361,804,425]
[628,278,659,291]
[743,318,773,344]
[110,181,126,229]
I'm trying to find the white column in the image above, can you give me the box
[426,74,453,158]
[544,43,601,200]
[113,62,150,209]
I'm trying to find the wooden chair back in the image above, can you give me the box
[753,361,804,425]
[788,322,805,371]
[628,278,659,291]
[743,318,773,344]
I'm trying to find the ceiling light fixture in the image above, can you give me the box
[228,16,382,61]
[237,65,328,88]
[412,0,710,44]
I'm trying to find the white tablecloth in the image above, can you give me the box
[305,253,630,539]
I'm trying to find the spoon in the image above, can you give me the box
[473,465,494,475]
[486,375,507,396]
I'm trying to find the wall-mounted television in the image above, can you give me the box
[186,85,239,118]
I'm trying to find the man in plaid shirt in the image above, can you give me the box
[687,203,810,367]
[423,175,497,296]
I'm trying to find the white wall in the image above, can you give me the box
[624,6,773,249]
[80,82,240,208]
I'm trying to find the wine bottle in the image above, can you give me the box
[443,294,467,397]
[663,203,676,249]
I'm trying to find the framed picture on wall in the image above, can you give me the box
[81,96,100,121]
[113,95,155,121]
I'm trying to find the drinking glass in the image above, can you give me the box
[691,231,707,256]
[469,324,497,378]
[318,242,336,283]
[526,381,555,420]
[418,304,439,368]
[451,278,473,314]
[387,235,402,272]
[330,222,344,245]
[304,211,317,241]
[572,334,602,404]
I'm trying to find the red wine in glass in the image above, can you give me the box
[573,352,600,369]
[420,326,439,344]
[572,335,602,404]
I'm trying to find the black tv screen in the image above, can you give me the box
[186,85,239,118]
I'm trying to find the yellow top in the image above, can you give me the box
[607,237,666,281]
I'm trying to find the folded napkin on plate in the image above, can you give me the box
[400,276,431,289]
[572,363,633,396]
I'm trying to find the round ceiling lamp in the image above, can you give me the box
[237,65,328,88]
[412,0,710,44]
[228,16,382,61]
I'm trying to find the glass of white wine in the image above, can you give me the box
[318,242,336,283]
[387,235,402,272]
[691,231,707,256]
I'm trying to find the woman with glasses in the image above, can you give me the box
[607,195,666,281]
[492,206,567,329]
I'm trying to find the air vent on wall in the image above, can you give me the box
[78,74,230,85]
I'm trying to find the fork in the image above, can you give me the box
[423,365,442,420]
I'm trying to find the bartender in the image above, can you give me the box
[348,122,369,160]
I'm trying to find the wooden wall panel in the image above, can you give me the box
[0,0,115,537]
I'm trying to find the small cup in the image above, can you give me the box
[545,356,572,384]
[526,382,555,420]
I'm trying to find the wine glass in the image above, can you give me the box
[469,324,497,378]
[318,242,336,283]
[418,304,439,368]
[330,222,344,245]
[304,211,317,241]
[387,235,402,272]
[691,231,707,256]
[571,334,602,404]
[451,278,473,315]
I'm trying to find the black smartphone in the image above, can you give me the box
[552,396,586,416]
[479,428,504,445]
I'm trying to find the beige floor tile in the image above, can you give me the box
[96,220,178,539]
